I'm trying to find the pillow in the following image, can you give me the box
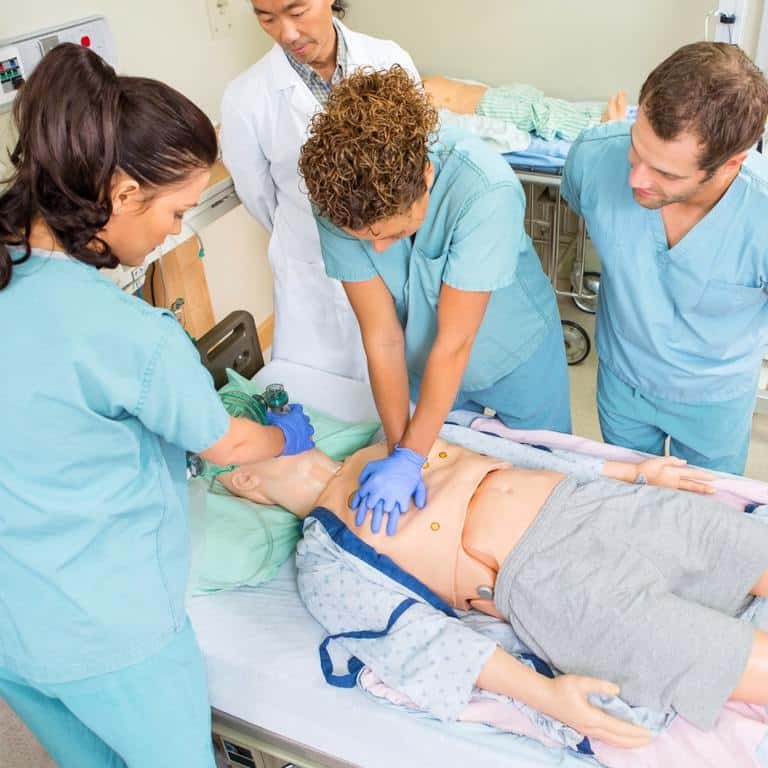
[188,485,300,594]
[188,379,380,594]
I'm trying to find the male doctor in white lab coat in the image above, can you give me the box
[221,0,419,380]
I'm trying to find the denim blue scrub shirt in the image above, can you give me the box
[316,127,558,393]
[562,122,768,403]
[0,248,229,682]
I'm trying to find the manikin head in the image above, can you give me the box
[216,448,340,519]
[299,66,438,253]
[629,42,768,210]
[250,0,346,68]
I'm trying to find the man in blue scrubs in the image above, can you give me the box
[562,42,768,474]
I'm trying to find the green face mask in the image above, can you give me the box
[187,374,281,480]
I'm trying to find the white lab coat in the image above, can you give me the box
[221,23,419,380]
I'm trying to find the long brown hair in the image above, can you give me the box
[0,43,217,290]
[640,43,768,175]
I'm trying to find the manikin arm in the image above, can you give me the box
[439,425,715,494]
[602,456,715,494]
[478,649,650,748]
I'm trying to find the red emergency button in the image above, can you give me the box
[80,35,91,47]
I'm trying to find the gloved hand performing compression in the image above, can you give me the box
[266,404,315,456]
[351,445,427,535]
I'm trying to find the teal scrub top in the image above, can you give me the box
[317,128,557,392]
[0,249,229,683]
[562,121,768,403]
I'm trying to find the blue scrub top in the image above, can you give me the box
[562,121,768,403]
[0,249,229,683]
[317,128,558,392]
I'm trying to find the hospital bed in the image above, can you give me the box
[188,319,768,768]
[189,359,561,768]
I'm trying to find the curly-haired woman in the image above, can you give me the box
[299,66,570,536]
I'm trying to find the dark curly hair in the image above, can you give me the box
[0,43,217,291]
[640,42,768,175]
[299,65,438,230]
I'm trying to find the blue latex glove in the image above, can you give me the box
[266,404,315,456]
[352,445,427,535]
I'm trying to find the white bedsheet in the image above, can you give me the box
[187,360,571,768]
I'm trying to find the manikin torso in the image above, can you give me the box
[313,439,565,617]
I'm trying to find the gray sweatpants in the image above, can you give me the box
[494,476,768,729]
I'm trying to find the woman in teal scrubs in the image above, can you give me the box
[0,45,313,768]
[299,66,570,535]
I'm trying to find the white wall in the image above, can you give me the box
[0,1,267,122]
[346,0,765,101]
[743,0,767,59]
[756,0,768,69]
[0,0,276,329]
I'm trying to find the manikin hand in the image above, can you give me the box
[543,675,651,749]
[635,456,715,494]
[601,91,628,123]
[352,445,427,535]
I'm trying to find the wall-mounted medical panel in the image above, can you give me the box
[0,16,116,112]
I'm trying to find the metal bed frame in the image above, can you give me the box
[512,167,594,365]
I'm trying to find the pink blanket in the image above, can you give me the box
[470,418,768,510]
[360,669,768,768]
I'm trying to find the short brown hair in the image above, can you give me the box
[639,42,768,175]
[299,65,438,230]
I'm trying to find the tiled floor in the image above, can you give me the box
[2,302,767,768]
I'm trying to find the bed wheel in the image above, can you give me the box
[562,320,591,365]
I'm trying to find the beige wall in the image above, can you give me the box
[0,0,276,330]
[346,0,765,100]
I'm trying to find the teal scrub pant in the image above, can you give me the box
[597,363,755,475]
[450,317,572,434]
[0,620,215,768]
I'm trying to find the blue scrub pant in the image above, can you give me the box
[0,620,215,768]
[450,318,572,434]
[597,363,755,475]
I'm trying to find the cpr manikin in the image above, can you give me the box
[217,439,768,748]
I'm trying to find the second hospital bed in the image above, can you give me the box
[187,340,768,768]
